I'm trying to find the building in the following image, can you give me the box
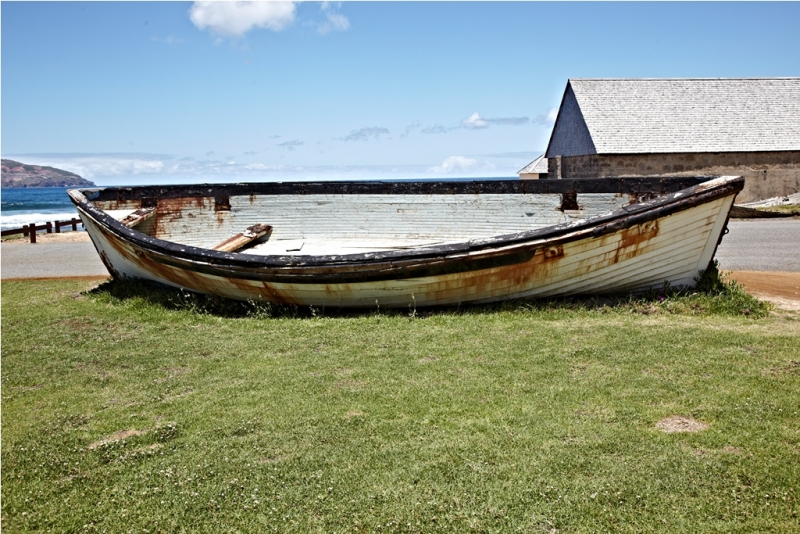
[544,78,800,203]
[517,154,548,179]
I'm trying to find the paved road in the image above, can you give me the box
[715,219,800,272]
[1,218,798,280]
[1,240,109,279]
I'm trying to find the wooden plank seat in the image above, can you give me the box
[211,224,272,253]
[119,207,156,228]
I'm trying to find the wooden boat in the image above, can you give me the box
[68,175,743,308]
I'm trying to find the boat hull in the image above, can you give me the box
[70,176,742,308]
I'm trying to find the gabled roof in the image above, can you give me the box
[517,154,548,175]
[545,78,800,157]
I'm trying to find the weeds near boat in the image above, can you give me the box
[87,261,768,319]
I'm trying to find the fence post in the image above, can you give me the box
[46,222,52,234]
[29,223,37,244]
[72,218,78,231]
[55,220,61,233]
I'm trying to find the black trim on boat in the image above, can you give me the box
[81,176,714,202]
[69,176,744,284]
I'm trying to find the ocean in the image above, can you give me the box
[1,187,81,231]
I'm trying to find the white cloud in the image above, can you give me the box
[462,112,529,129]
[189,1,297,38]
[535,107,558,126]
[430,156,480,174]
[317,3,349,35]
[343,127,389,142]
[421,124,455,135]
[6,152,518,185]
[400,121,420,138]
[489,116,529,126]
[462,112,489,130]
[12,154,169,179]
[277,140,304,151]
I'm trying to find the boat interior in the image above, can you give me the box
[79,178,711,256]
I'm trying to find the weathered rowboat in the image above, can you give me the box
[68,175,743,308]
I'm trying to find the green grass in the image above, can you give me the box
[2,275,799,533]
[2,233,27,242]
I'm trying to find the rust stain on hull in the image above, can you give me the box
[94,221,302,305]
[612,219,659,264]
[70,176,744,308]
[154,197,208,237]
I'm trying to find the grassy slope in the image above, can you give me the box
[1,280,799,533]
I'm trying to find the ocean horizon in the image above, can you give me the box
[1,187,80,231]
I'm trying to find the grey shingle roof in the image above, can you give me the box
[547,78,800,155]
[517,154,548,175]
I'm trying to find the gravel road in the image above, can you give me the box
[2,218,798,280]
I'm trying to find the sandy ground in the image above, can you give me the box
[726,271,800,312]
[2,230,91,243]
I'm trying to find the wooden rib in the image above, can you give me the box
[211,224,272,253]
[119,207,156,228]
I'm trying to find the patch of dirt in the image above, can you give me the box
[344,410,365,419]
[2,231,91,244]
[335,379,366,389]
[727,271,800,312]
[153,367,191,383]
[656,415,709,433]
[57,318,95,331]
[772,360,800,375]
[681,444,706,456]
[88,428,146,449]
[723,445,742,454]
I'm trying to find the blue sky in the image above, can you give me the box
[2,1,799,185]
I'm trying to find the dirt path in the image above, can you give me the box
[727,271,800,312]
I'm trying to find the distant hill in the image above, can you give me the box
[1,159,95,188]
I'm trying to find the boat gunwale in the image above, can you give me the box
[68,176,744,272]
[76,176,716,201]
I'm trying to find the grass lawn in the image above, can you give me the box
[2,277,799,533]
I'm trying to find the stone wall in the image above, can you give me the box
[548,151,800,203]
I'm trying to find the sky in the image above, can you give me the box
[2,1,799,186]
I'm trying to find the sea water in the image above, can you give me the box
[0,187,81,231]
